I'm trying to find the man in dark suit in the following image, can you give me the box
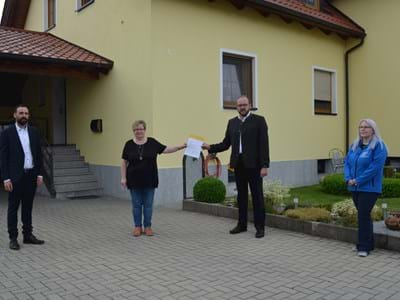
[203,96,269,238]
[0,104,45,250]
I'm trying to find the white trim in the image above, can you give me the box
[220,48,258,110]
[43,0,57,31]
[312,65,337,115]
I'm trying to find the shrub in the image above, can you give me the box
[284,207,332,222]
[331,199,382,227]
[321,174,400,198]
[193,177,226,203]
[382,178,400,198]
[320,174,349,195]
[384,166,395,178]
[263,180,291,205]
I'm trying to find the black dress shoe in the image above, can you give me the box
[255,229,265,238]
[9,240,20,250]
[23,235,45,245]
[229,225,247,234]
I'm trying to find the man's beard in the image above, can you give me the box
[17,118,28,126]
[239,110,249,116]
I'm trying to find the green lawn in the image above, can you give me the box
[288,185,400,211]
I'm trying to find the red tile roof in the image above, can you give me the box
[240,0,365,38]
[0,26,113,72]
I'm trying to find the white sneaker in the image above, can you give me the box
[352,246,358,252]
[358,251,368,257]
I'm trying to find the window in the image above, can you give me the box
[77,0,95,12]
[44,0,56,31]
[313,67,337,115]
[221,50,257,109]
[300,0,320,9]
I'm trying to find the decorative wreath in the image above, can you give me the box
[204,154,222,178]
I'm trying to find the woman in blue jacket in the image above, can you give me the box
[344,119,387,257]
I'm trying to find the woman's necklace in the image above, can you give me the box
[138,144,144,160]
[134,138,146,160]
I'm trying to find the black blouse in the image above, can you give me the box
[122,137,166,189]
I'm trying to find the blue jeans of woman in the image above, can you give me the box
[352,192,378,253]
[130,188,155,228]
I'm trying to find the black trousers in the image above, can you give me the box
[7,170,37,240]
[234,157,265,229]
[352,192,378,252]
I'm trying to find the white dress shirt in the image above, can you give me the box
[238,112,251,154]
[16,123,34,169]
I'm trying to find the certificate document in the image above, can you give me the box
[184,136,204,159]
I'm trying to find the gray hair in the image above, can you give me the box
[132,120,146,131]
[350,119,386,151]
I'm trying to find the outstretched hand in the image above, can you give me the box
[202,143,210,150]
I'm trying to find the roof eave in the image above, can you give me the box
[245,0,366,39]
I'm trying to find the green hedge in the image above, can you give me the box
[193,177,226,203]
[321,174,349,195]
[321,173,400,198]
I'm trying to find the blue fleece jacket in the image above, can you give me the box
[344,141,387,193]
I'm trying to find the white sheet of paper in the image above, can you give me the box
[184,138,203,159]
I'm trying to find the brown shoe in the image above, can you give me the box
[144,227,153,236]
[132,227,142,237]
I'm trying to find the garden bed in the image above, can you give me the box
[183,199,400,252]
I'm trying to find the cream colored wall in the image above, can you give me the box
[334,0,399,156]
[152,0,347,168]
[25,0,153,165]
[24,0,348,168]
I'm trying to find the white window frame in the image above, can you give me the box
[220,48,258,110]
[312,66,337,115]
[43,0,57,31]
[76,0,95,12]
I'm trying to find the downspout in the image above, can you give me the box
[345,37,365,151]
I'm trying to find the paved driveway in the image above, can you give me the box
[0,193,400,300]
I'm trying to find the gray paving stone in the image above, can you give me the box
[1,192,400,299]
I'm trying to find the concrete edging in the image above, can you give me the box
[182,199,400,252]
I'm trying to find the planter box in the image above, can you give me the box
[183,199,400,252]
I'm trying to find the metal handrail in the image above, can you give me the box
[40,136,56,197]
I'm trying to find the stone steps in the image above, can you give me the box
[45,145,103,199]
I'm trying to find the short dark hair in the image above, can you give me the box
[14,104,30,113]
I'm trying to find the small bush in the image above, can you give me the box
[193,177,226,203]
[382,178,400,198]
[284,207,332,222]
[331,199,382,227]
[321,174,349,195]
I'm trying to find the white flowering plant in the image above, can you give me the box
[331,199,382,227]
[263,179,291,206]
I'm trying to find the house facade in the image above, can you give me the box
[1,0,369,206]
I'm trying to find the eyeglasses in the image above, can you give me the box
[359,126,372,129]
[134,128,145,131]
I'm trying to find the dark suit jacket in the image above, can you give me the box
[209,113,270,169]
[0,124,43,182]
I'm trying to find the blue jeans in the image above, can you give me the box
[130,188,155,228]
[352,192,378,253]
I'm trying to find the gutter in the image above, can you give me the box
[345,37,365,151]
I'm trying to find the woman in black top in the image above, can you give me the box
[121,120,185,237]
